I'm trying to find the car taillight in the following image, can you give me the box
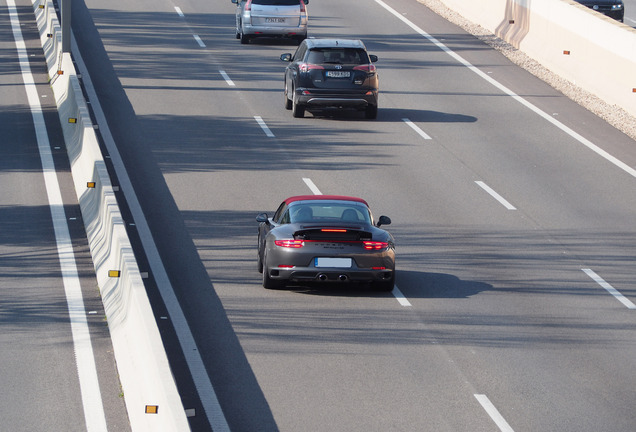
[353,64,377,73]
[321,229,347,233]
[363,241,388,250]
[300,0,306,12]
[299,63,324,73]
[275,239,304,248]
[245,0,252,11]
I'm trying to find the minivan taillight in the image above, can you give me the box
[300,0,306,12]
[245,0,252,11]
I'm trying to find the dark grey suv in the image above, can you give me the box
[280,38,379,119]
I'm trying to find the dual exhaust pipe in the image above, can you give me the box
[317,274,348,282]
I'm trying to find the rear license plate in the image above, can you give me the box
[326,71,351,78]
[266,18,286,23]
[315,258,352,268]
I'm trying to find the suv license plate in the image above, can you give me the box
[315,258,352,268]
[266,18,286,23]
[326,71,351,78]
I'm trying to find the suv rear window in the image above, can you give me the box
[252,0,300,5]
[307,48,369,65]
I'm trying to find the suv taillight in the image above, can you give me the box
[299,63,324,73]
[245,0,252,11]
[300,0,306,12]
[353,64,377,73]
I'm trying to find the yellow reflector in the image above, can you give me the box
[87,182,95,188]
[108,270,120,278]
[145,405,159,414]
[68,118,77,123]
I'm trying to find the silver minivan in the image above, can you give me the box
[232,0,309,44]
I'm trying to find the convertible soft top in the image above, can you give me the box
[284,195,369,206]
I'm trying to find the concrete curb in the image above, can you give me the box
[32,1,191,430]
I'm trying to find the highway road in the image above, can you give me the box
[72,0,636,430]
[0,1,130,430]
[4,0,635,430]
[622,0,636,25]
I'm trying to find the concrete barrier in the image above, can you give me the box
[431,0,636,117]
[32,1,190,430]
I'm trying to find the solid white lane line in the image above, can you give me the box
[174,6,184,17]
[219,70,235,87]
[403,118,432,140]
[71,35,231,432]
[8,2,107,430]
[475,181,516,210]
[375,0,636,180]
[193,34,206,48]
[303,177,323,195]
[393,285,412,307]
[475,394,515,432]
[254,116,275,137]
[582,268,636,310]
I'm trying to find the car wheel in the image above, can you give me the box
[365,104,378,120]
[372,274,395,292]
[284,82,292,110]
[240,32,250,44]
[262,250,284,289]
[292,91,305,118]
[257,236,264,273]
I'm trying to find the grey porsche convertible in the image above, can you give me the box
[256,195,395,290]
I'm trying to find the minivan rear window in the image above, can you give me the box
[252,0,300,5]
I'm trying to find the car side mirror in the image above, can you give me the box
[280,53,292,62]
[231,0,238,4]
[369,54,378,63]
[303,0,309,4]
[377,215,391,227]
[256,213,270,224]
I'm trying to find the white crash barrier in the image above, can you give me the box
[32,1,190,431]
[430,0,636,117]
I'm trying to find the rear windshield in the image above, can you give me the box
[306,48,369,65]
[288,203,372,224]
[252,0,300,5]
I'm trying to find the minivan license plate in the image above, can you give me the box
[326,71,351,78]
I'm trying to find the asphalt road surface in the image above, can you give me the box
[622,0,636,25]
[7,0,636,430]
